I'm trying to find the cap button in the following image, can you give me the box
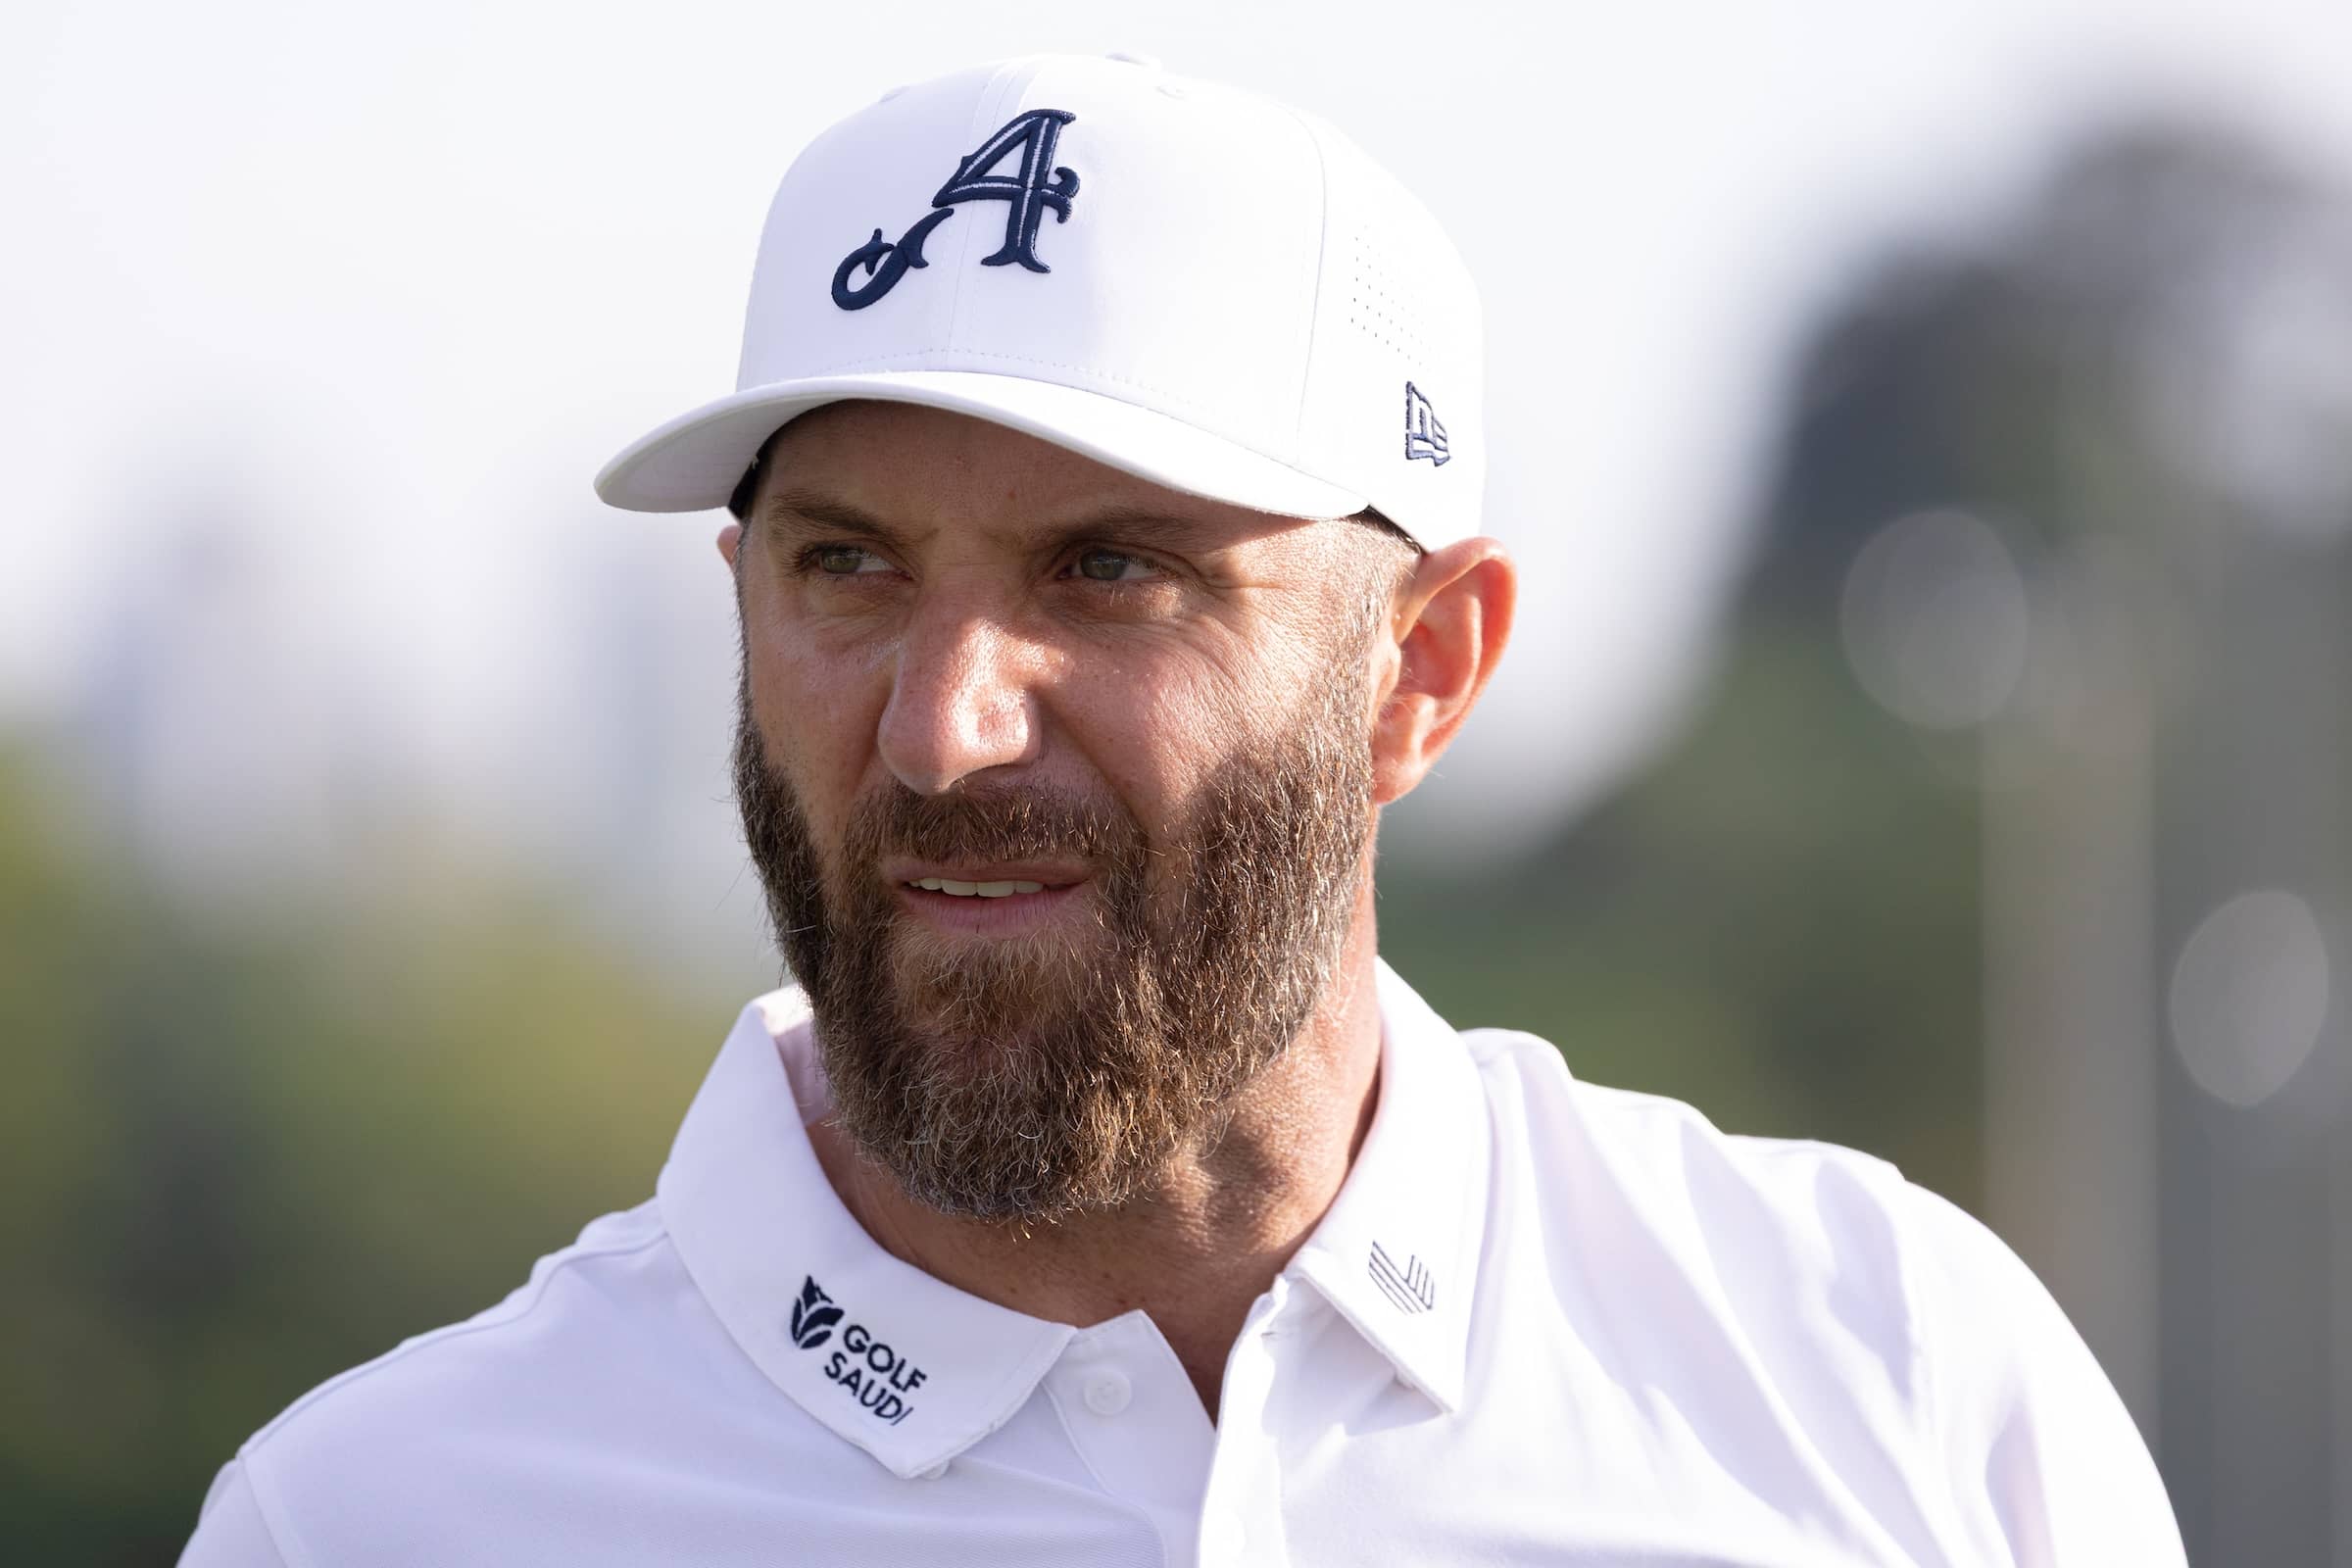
[1103,50,1161,69]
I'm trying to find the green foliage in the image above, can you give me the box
[0,745,722,1564]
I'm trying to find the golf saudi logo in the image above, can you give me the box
[790,1276,928,1426]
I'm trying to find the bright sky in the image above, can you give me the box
[7,0,2350,852]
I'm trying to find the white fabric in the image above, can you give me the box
[178,961,2184,1566]
[593,54,1487,553]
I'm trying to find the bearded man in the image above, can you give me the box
[179,54,2183,1567]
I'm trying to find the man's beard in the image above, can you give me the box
[731,658,1376,1223]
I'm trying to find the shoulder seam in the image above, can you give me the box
[1725,1131,1906,1177]
[239,1447,313,1568]
[242,1218,673,1454]
[1458,1026,1559,1066]
[1895,1183,1943,1463]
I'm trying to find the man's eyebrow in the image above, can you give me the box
[761,489,908,547]
[764,491,1250,557]
[1030,505,1242,557]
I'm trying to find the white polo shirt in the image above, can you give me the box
[179,960,2183,1566]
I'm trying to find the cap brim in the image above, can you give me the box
[593,370,1367,523]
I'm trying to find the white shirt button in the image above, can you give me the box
[1081,1369,1132,1416]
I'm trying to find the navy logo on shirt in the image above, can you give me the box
[789,1274,928,1426]
[790,1276,844,1348]
[1369,1242,1436,1314]
[831,108,1082,311]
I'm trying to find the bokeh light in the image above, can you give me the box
[1838,507,2032,731]
[2168,888,2332,1108]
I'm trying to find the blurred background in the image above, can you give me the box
[6,1,2348,1561]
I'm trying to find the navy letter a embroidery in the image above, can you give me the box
[832,109,1081,311]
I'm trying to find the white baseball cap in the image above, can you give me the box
[594,53,1485,551]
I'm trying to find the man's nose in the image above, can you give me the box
[876,605,1043,796]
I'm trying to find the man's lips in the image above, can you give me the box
[882,859,1089,897]
[882,859,1091,933]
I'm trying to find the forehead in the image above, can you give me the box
[757,400,1324,552]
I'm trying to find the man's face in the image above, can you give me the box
[728,402,1402,1222]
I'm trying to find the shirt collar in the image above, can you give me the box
[657,991,1074,1480]
[658,959,1491,1475]
[1284,957,1491,1414]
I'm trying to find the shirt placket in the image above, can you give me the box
[1044,1310,1217,1565]
[1197,1275,1308,1566]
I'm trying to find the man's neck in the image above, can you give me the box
[805,924,1385,1422]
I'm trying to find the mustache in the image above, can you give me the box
[843,778,1140,874]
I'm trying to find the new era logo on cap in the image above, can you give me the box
[1403,382,1448,466]
[595,54,1486,552]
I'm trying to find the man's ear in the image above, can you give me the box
[717,520,743,570]
[1371,538,1516,807]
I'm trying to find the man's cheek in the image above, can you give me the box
[1112,690,1255,826]
[757,709,867,869]
[765,628,887,767]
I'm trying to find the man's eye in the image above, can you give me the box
[812,545,885,575]
[1072,549,1153,583]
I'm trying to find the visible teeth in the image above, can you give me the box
[910,877,1050,897]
